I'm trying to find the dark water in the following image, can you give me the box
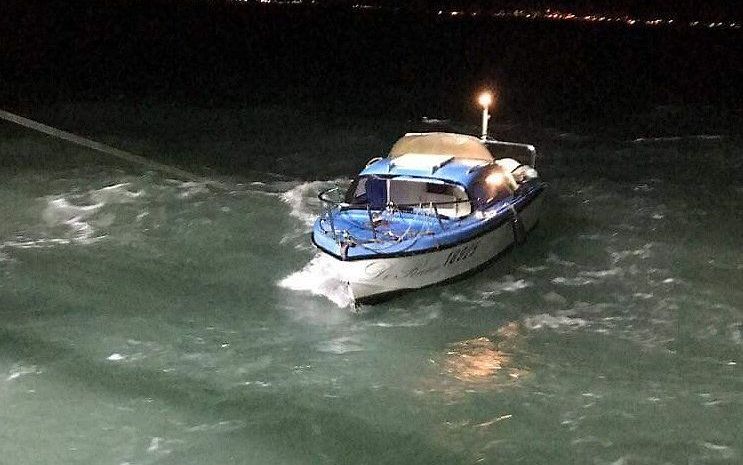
[2,3,743,464]
[1,101,742,465]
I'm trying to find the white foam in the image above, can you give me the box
[147,437,162,453]
[578,268,623,278]
[551,276,597,286]
[701,442,734,459]
[89,183,144,204]
[547,254,578,267]
[42,198,103,228]
[279,180,339,227]
[175,181,210,198]
[372,318,435,328]
[2,238,73,249]
[524,314,588,330]
[278,253,354,308]
[186,420,246,433]
[609,244,653,263]
[6,364,42,381]
[243,380,272,387]
[2,181,154,251]
[496,277,532,292]
[317,336,364,354]
[519,265,548,273]
[482,276,532,297]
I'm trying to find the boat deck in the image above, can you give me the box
[313,181,544,260]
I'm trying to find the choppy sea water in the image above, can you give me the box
[1,110,742,465]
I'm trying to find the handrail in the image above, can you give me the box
[316,185,465,248]
[317,187,475,211]
[483,138,538,167]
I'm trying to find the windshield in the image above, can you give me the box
[344,176,471,217]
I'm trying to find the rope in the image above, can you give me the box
[0,108,224,190]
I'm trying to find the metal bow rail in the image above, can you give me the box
[316,186,476,251]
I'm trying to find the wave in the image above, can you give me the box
[523,313,589,330]
[1,177,217,251]
[37,182,147,244]
[278,179,343,227]
[551,276,598,286]
[631,134,723,144]
[278,253,354,308]
[5,363,42,381]
[277,180,361,308]
[316,336,365,354]
[577,267,623,279]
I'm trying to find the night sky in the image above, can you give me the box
[1,0,741,129]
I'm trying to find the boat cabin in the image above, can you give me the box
[343,133,517,218]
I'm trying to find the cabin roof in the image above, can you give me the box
[388,132,494,162]
[359,155,490,186]
[358,132,495,186]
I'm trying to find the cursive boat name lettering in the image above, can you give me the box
[444,243,479,266]
[366,258,439,281]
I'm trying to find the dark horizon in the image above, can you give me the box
[257,0,742,21]
[2,0,741,134]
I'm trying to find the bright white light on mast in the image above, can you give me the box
[478,92,493,108]
[478,91,493,140]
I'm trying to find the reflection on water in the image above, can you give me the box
[439,322,528,390]
[422,322,529,463]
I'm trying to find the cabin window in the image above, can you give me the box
[345,177,471,217]
[388,179,471,218]
[345,177,367,203]
[425,182,449,195]
[345,176,387,209]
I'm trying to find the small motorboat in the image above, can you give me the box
[311,93,546,305]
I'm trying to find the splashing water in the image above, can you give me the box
[279,179,344,227]
[278,253,354,308]
[275,179,359,308]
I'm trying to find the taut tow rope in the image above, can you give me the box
[0,108,221,188]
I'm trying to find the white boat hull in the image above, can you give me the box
[324,195,543,303]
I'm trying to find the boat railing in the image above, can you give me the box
[483,138,537,167]
[317,186,477,244]
[317,187,475,213]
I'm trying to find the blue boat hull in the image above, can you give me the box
[312,189,544,304]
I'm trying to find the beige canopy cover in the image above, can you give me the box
[388,132,494,162]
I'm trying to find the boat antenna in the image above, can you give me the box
[478,91,493,140]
